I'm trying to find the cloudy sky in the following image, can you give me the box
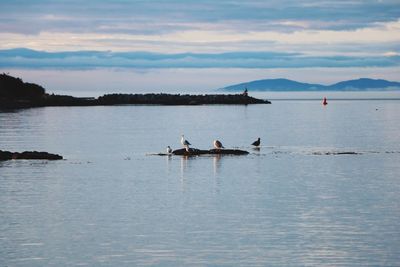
[0,0,399,94]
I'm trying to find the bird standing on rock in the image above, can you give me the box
[213,140,224,149]
[167,146,172,154]
[181,135,191,149]
[252,137,261,147]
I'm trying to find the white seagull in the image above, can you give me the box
[213,140,224,149]
[181,135,191,148]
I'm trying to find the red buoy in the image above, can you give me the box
[322,97,328,105]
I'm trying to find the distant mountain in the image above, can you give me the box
[220,78,400,91]
[329,78,400,90]
[222,78,325,91]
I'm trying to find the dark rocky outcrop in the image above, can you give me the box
[1,74,270,109]
[172,148,249,156]
[0,150,63,161]
[98,93,270,105]
[41,94,97,107]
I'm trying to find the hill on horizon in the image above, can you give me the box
[220,78,400,91]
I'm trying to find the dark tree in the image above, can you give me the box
[0,73,46,100]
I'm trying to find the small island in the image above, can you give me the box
[0,74,270,109]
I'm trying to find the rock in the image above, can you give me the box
[172,148,249,156]
[98,93,270,105]
[0,150,13,161]
[0,150,63,161]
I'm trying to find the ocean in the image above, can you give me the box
[1,92,400,266]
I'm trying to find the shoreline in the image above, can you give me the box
[1,73,270,109]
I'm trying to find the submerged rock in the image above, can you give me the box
[312,151,361,155]
[0,150,63,161]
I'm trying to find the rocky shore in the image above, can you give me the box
[98,93,269,105]
[0,150,63,161]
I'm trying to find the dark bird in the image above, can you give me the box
[213,140,224,149]
[251,137,261,147]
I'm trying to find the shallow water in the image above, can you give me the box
[1,98,400,266]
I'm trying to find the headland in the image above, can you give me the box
[0,74,270,109]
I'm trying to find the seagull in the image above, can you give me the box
[167,146,172,154]
[213,140,224,149]
[251,137,261,147]
[181,135,191,148]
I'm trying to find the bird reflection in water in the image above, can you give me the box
[165,152,172,174]
[180,155,191,191]
[213,154,222,176]
[213,155,222,194]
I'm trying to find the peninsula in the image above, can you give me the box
[0,74,270,109]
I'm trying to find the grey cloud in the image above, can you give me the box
[0,0,399,35]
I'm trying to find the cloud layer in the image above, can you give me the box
[0,0,399,55]
[1,48,399,70]
[0,0,399,89]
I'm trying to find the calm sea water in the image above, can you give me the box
[1,94,400,266]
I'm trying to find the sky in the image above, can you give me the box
[0,0,399,94]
